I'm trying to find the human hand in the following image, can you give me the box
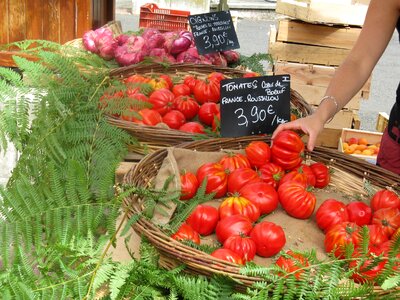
[271,114,325,152]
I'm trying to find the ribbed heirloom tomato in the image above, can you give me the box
[296,164,316,187]
[148,88,175,116]
[258,162,285,189]
[172,83,191,97]
[279,170,308,187]
[227,168,261,193]
[215,215,253,243]
[250,221,286,257]
[171,223,200,245]
[324,222,361,258]
[219,195,260,222]
[245,141,271,168]
[173,95,199,120]
[186,204,219,236]
[239,181,279,215]
[162,110,186,129]
[310,162,330,188]
[211,248,244,265]
[193,78,220,104]
[275,250,309,280]
[271,130,304,170]
[223,235,257,262]
[132,109,162,126]
[367,224,389,254]
[370,189,400,212]
[179,171,199,200]
[179,122,205,134]
[219,153,251,172]
[346,201,372,226]
[198,102,220,126]
[372,207,400,238]
[278,181,316,219]
[196,162,228,198]
[316,199,349,232]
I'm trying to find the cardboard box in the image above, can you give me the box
[338,128,382,164]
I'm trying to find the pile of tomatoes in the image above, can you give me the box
[170,130,400,282]
[100,71,260,134]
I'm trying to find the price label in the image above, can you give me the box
[188,10,240,55]
[220,75,291,137]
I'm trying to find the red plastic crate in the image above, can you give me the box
[139,3,190,32]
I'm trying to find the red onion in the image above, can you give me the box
[170,30,193,55]
[221,50,240,64]
[163,31,180,54]
[82,28,116,60]
[83,30,98,53]
[176,46,201,64]
[114,36,149,66]
[116,34,130,46]
[148,48,176,63]
[204,52,228,67]
[141,28,165,50]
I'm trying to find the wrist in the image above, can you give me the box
[319,95,339,124]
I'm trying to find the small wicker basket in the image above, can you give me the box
[123,135,400,294]
[108,63,313,154]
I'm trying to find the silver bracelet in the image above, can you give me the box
[320,95,339,123]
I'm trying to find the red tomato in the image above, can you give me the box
[126,92,149,111]
[162,110,186,129]
[275,250,309,280]
[245,141,271,168]
[173,95,199,120]
[227,168,261,193]
[215,215,253,243]
[196,162,228,198]
[219,195,260,222]
[316,199,349,233]
[179,122,205,134]
[211,112,220,133]
[148,77,170,90]
[310,162,330,189]
[132,108,162,126]
[125,74,150,84]
[198,102,220,126]
[180,171,199,200]
[239,181,279,215]
[271,130,304,170]
[370,189,400,212]
[99,90,124,115]
[372,207,400,238]
[171,223,200,245]
[219,153,251,173]
[172,83,191,97]
[250,221,286,257]
[148,88,175,116]
[193,78,220,104]
[349,253,387,284]
[160,74,173,90]
[367,224,389,254]
[279,170,308,187]
[207,72,226,83]
[324,222,361,258]
[183,75,198,93]
[242,72,261,78]
[223,235,256,262]
[346,201,372,226]
[278,181,316,219]
[186,204,219,236]
[296,164,316,187]
[211,248,244,265]
[258,162,285,189]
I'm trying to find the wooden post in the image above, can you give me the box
[218,0,229,11]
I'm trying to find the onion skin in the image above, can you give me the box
[114,36,149,66]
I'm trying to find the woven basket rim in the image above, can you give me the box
[123,135,400,292]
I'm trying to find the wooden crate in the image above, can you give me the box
[275,0,369,26]
[376,112,389,132]
[274,61,371,110]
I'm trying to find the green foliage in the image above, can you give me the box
[233,53,273,75]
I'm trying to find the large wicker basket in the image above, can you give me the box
[123,136,400,295]
[108,63,313,153]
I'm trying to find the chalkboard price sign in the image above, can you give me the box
[220,75,291,138]
[188,10,240,55]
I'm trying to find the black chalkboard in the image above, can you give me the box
[220,75,291,138]
[188,10,240,55]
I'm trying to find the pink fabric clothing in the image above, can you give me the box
[376,126,400,175]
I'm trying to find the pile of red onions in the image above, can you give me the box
[82,27,240,67]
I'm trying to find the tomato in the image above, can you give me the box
[324,222,361,258]
[179,122,205,134]
[99,90,124,115]
[198,102,220,126]
[125,92,149,109]
[278,181,316,219]
[370,189,400,212]
[346,201,372,226]
[193,78,220,104]
[148,77,170,90]
[183,75,198,93]
[310,162,330,188]
[211,248,244,265]
[250,221,286,257]
[349,252,387,284]
[223,235,256,262]
[242,72,261,78]
[296,164,316,187]
[279,170,308,187]
[125,74,150,84]
[245,141,271,168]
[271,130,304,170]
[148,88,175,116]
[275,250,309,280]
[186,204,219,236]
[239,181,279,215]
[173,95,199,120]
[219,153,251,173]
[219,195,260,222]
[258,162,285,189]
[367,224,389,254]
[372,207,400,238]
[215,215,253,243]
[211,112,220,133]
[162,110,186,129]
[207,72,226,83]
[196,162,228,198]
[160,74,173,90]
[172,83,191,97]
[227,168,261,194]
[171,223,200,245]
[132,108,162,126]
[316,199,349,233]
[180,171,199,200]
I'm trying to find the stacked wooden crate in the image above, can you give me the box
[270,0,371,148]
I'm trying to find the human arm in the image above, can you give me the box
[272,0,400,151]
